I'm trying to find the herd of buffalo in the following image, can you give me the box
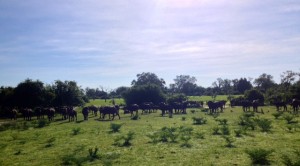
[4,98,300,122]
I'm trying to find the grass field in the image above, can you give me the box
[0,98,299,166]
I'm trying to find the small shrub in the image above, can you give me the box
[114,131,135,147]
[212,126,220,135]
[216,118,228,125]
[72,127,81,135]
[110,123,122,133]
[272,112,283,119]
[180,135,192,148]
[192,117,207,125]
[220,125,230,135]
[255,118,272,132]
[88,147,100,161]
[179,126,193,148]
[245,148,273,165]
[131,114,140,120]
[234,129,243,137]
[190,110,196,114]
[222,136,235,148]
[281,149,300,166]
[238,116,256,130]
[61,153,85,166]
[195,132,205,139]
[37,119,49,128]
[283,114,297,124]
[181,117,186,121]
[146,132,161,144]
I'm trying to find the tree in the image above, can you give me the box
[85,87,97,100]
[280,70,299,90]
[131,72,166,90]
[244,89,264,104]
[52,80,85,106]
[254,73,275,93]
[212,78,224,94]
[114,86,130,97]
[233,78,252,94]
[122,84,166,105]
[173,75,197,94]
[14,79,45,108]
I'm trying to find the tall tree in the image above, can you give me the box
[254,73,275,92]
[14,79,45,108]
[52,80,85,106]
[173,75,197,94]
[233,78,252,94]
[131,72,166,89]
[280,70,299,90]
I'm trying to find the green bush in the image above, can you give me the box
[255,118,272,132]
[222,136,235,148]
[212,126,220,135]
[110,123,122,133]
[37,119,49,128]
[281,149,300,166]
[194,132,205,139]
[272,112,283,119]
[72,127,81,135]
[192,117,207,125]
[216,118,228,125]
[245,148,273,165]
[234,129,243,137]
[114,131,135,147]
[131,114,140,120]
[88,147,100,161]
[283,114,297,124]
[220,125,230,135]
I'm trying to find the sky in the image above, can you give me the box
[0,0,300,90]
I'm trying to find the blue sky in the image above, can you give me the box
[0,0,300,90]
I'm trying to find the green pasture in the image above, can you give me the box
[0,101,299,165]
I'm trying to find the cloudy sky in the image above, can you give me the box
[0,0,300,89]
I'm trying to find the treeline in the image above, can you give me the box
[1,70,300,112]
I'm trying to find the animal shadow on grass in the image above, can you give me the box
[95,119,113,122]
[76,120,85,124]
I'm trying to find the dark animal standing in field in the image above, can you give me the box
[89,105,98,116]
[274,101,287,111]
[99,105,120,120]
[207,101,223,113]
[291,99,300,113]
[10,109,18,120]
[35,107,45,119]
[82,107,89,120]
[68,107,77,122]
[46,108,55,121]
[58,107,68,120]
[252,100,259,112]
[22,108,34,121]
[171,102,188,114]
[159,102,173,116]
[241,100,251,112]
[140,102,153,114]
[124,104,139,117]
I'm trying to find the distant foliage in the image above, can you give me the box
[122,84,166,105]
[245,148,274,165]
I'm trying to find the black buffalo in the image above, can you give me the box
[291,99,300,113]
[68,107,77,122]
[124,104,139,117]
[99,105,120,120]
[82,107,89,120]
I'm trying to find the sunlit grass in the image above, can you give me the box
[0,101,299,165]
